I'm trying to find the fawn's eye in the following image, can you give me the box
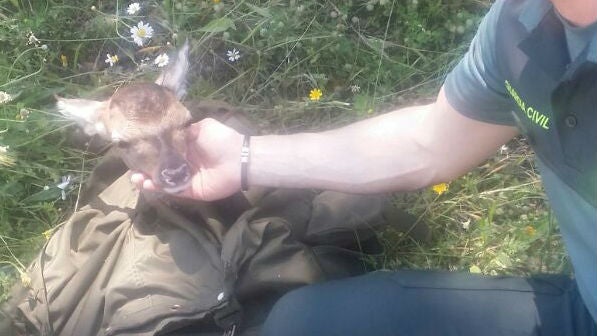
[117,141,130,149]
[182,120,193,128]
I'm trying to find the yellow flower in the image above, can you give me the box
[524,225,536,236]
[60,54,68,68]
[431,183,449,195]
[213,0,221,3]
[309,88,322,101]
[42,228,54,240]
[20,271,32,288]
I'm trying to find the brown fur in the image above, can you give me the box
[110,83,174,122]
[103,84,192,142]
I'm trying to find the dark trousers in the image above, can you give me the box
[261,270,596,336]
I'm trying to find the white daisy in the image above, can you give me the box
[154,53,169,67]
[57,175,72,200]
[226,48,241,62]
[0,91,13,104]
[0,144,14,167]
[105,53,119,67]
[130,21,154,47]
[127,2,141,15]
[27,32,39,46]
[500,144,509,155]
[461,219,471,230]
[19,108,30,120]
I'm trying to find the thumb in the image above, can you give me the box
[186,121,203,139]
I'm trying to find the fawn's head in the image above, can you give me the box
[57,42,194,193]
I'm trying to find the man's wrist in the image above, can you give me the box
[240,135,250,191]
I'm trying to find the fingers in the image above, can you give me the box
[130,172,145,186]
[130,171,200,199]
[187,121,202,138]
[130,172,157,191]
[142,179,157,191]
[187,117,216,138]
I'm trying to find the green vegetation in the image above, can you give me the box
[0,0,567,301]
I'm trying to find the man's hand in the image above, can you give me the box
[131,118,244,201]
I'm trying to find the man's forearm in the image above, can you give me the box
[248,88,519,194]
[248,104,436,193]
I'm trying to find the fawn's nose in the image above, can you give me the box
[160,163,191,189]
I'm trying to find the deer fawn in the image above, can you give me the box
[57,42,199,194]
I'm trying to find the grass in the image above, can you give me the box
[0,0,567,301]
[378,137,568,276]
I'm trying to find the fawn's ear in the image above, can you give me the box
[155,40,190,100]
[56,96,109,138]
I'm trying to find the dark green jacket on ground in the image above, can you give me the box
[0,154,407,335]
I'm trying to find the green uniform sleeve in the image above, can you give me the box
[444,0,516,126]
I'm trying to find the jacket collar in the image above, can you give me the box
[589,34,597,63]
[519,0,552,32]
[518,0,596,63]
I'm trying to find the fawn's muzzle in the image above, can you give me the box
[159,161,192,193]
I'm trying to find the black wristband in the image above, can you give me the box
[240,135,250,191]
